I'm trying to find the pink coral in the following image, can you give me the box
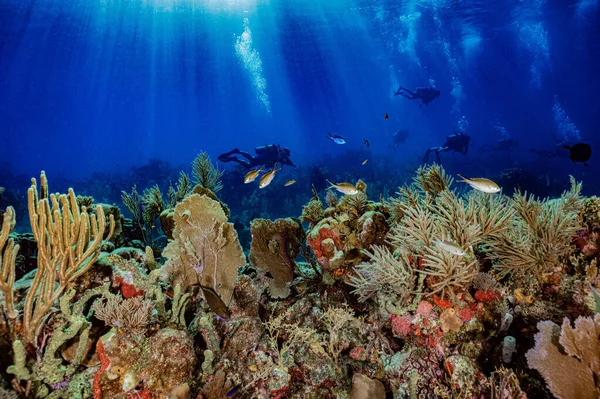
[350,346,366,361]
[417,301,435,317]
[458,307,476,322]
[391,314,413,337]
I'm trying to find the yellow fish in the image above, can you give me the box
[284,180,296,186]
[244,166,264,184]
[362,159,368,165]
[326,180,359,195]
[457,174,501,194]
[259,165,281,189]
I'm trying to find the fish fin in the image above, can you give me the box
[563,145,571,149]
[456,174,469,182]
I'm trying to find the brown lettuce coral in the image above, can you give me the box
[249,218,305,298]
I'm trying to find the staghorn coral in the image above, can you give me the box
[192,151,224,193]
[248,218,305,298]
[161,194,245,305]
[526,314,600,399]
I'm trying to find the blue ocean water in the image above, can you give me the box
[1,0,599,224]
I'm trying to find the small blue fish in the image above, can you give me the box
[227,384,241,397]
[327,132,346,145]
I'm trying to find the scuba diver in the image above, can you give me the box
[529,142,571,160]
[394,86,441,108]
[391,128,409,151]
[478,138,519,153]
[422,132,471,164]
[218,145,296,169]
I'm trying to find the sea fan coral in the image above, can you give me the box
[526,314,600,399]
[161,194,245,304]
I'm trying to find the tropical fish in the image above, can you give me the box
[363,139,370,148]
[284,180,296,186]
[434,239,466,256]
[244,166,264,184]
[457,174,501,194]
[362,159,368,165]
[227,385,241,397]
[199,285,230,319]
[326,180,359,195]
[258,165,281,189]
[327,132,347,145]
[563,143,592,166]
[384,113,389,120]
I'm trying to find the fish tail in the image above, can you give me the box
[326,179,336,188]
[456,174,469,182]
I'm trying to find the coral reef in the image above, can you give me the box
[1,164,599,399]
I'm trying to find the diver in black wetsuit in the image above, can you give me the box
[218,145,296,169]
[394,86,441,108]
[479,138,519,153]
[529,142,571,160]
[423,132,471,163]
